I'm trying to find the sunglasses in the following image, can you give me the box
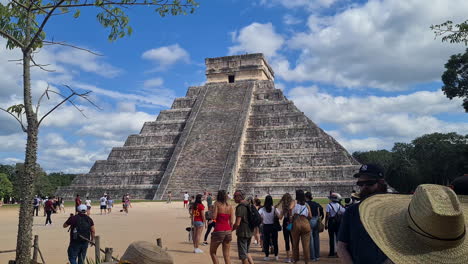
[356,180,378,187]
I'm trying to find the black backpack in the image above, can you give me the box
[72,215,92,242]
[243,204,262,231]
[329,203,344,225]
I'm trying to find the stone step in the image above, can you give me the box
[249,114,308,127]
[108,146,174,161]
[90,159,169,173]
[243,140,334,153]
[239,152,355,168]
[124,133,181,146]
[156,108,192,121]
[140,120,186,134]
[171,97,197,109]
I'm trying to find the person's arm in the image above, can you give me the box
[90,225,96,243]
[213,203,218,221]
[325,212,330,229]
[337,241,353,264]
[229,205,235,229]
[232,206,241,231]
[63,214,73,228]
[306,204,312,219]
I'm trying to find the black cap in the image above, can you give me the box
[353,164,384,179]
[450,175,468,195]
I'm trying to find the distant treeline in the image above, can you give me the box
[353,132,468,193]
[0,163,77,201]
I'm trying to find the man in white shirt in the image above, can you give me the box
[325,193,345,257]
[99,195,107,215]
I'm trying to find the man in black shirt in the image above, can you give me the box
[337,164,388,264]
[305,191,323,261]
[64,204,95,264]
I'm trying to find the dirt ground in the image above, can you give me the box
[0,202,340,264]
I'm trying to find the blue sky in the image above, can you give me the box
[0,0,467,173]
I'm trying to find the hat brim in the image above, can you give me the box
[360,194,468,264]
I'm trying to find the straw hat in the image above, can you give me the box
[360,184,468,264]
[328,192,342,202]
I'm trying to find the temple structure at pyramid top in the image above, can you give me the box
[57,53,359,200]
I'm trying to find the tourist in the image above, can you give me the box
[126,193,132,208]
[232,190,255,264]
[99,195,107,215]
[359,184,468,264]
[59,197,65,213]
[85,197,92,215]
[75,194,81,213]
[325,192,345,257]
[122,194,130,215]
[258,195,280,261]
[209,190,234,264]
[42,196,48,216]
[277,193,294,263]
[253,197,262,248]
[337,164,388,264]
[33,195,40,216]
[191,194,205,253]
[203,205,215,246]
[291,190,312,264]
[107,196,113,213]
[227,192,232,200]
[188,195,195,212]
[44,196,55,226]
[183,191,189,208]
[206,192,213,207]
[53,196,60,213]
[167,191,172,203]
[305,191,322,261]
[449,175,468,195]
[64,204,95,264]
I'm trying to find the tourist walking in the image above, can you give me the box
[209,190,234,264]
[203,205,215,246]
[107,196,113,213]
[167,191,172,203]
[277,193,294,263]
[122,194,130,214]
[325,192,344,257]
[42,196,48,216]
[337,164,388,264]
[206,192,213,207]
[33,195,40,216]
[190,194,205,253]
[233,190,255,264]
[99,195,107,215]
[253,197,262,248]
[184,192,189,208]
[290,190,312,264]
[59,197,65,213]
[258,195,280,261]
[64,204,95,264]
[85,197,92,215]
[75,194,81,213]
[305,192,322,261]
[44,197,55,225]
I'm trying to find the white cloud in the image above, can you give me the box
[288,85,468,140]
[43,133,67,146]
[229,23,285,57]
[276,0,468,90]
[0,133,26,152]
[142,44,189,70]
[283,14,303,25]
[143,77,164,88]
[260,0,338,9]
[54,48,121,78]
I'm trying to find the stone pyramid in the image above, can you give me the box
[57,54,359,200]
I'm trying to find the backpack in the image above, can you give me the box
[242,204,262,231]
[329,203,344,225]
[72,215,92,242]
[33,198,39,206]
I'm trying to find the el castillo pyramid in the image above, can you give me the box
[57,54,360,200]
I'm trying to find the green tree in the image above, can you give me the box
[432,20,468,111]
[352,150,393,172]
[0,173,14,200]
[0,1,197,262]
[440,49,468,112]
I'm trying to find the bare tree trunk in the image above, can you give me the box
[15,48,38,264]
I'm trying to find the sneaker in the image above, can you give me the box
[284,258,291,263]
[202,242,208,246]
[264,257,270,261]
[194,248,204,253]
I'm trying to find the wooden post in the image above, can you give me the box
[156,238,162,248]
[32,235,39,262]
[94,236,100,262]
[104,248,113,262]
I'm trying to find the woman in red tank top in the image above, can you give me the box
[210,190,234,264]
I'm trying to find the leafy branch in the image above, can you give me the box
[431,20,468,45]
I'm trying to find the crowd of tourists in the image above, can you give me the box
[183,164,468,264]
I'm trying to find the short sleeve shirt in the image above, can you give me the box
[258,207,280,224]
[306,201,322,217]
[236,204,252,238]
[327,202,345,217]
[193,203,205,222]
[184,194,189,201]
[65,214,94,243]
[75,198,81,207]
[338,203,387,264]
[100,197,107,206]
[206,196,213,207]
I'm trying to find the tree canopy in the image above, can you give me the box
[441,48,468,112]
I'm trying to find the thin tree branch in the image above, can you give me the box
[46,90,85,116]
[31,2,193,11]
[0,29,25,49]
[38,92,76,126]
[29,55,55,72]
[10,0,29,10]
[35,84,50,114]
[0,107,27,132]
[42,40,103,56]
[25,0,67,52]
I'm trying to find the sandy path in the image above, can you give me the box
[0,202,340,264]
